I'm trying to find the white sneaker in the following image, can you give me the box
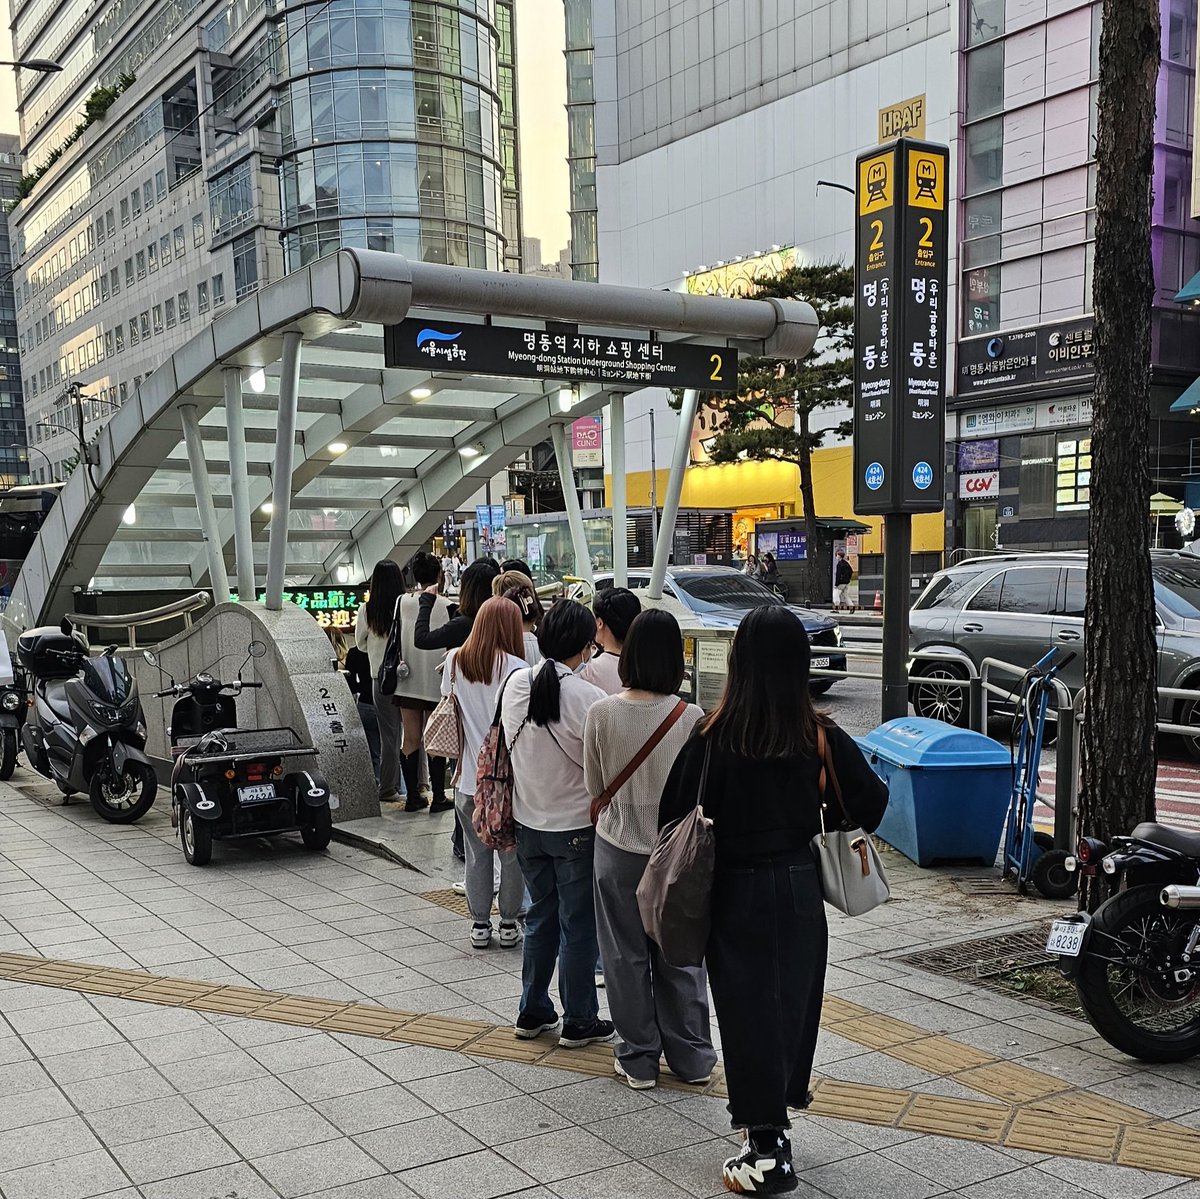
[595,972,605,988]
[452,880,467,895]
[498,920,521,948]
[470,922,492,948]
[614,1059,656,1090]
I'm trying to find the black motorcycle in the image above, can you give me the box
[16,621,157,822]
[146,642,333,866]
[1050,823,1200,1061]
[0,661,27,781]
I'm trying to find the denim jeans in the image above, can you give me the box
[515,822,599,1027]
[357,701,382,786]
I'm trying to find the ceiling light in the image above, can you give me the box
[247,368,266,394]
[122,504,136,525]
[459,442,484,459]
[260,501,273,515]
[391,504,409,526]
[557,387,575,413]
[410,387,432,399]
[335,564,351,584]
[328,441,348,454]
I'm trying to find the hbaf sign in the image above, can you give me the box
[959,470,1000,500]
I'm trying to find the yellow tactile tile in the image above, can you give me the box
[1118,1124,1200,1174]
[1006,1107,1122,1161]
[956,1062,1073,1104]
[819,996,875,1025]
[899,1094,1010,1143]
[886,1035,995,1074]
[826,1012,927,1050]
[316,1006,415,1038]
[389,1013,491,1049]
[808,1079,911,1126]
[468,1026,558,1065]
[1035,1090,1158,1127]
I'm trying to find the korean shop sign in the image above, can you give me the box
[384,320,738,393]
[957,317,1095,395]
[227,586,366,629]
[853,138,950,515]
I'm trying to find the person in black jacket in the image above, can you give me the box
[659,606,888,1195]
[343,644,381,784]
[413,559,499,651]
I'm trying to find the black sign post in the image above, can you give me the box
[852,138,950,720]
[384,320,738,393]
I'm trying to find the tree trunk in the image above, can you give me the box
[797,411,823,606]
[1078,0,1160,912]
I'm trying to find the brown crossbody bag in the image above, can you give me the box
[589,700,688,826]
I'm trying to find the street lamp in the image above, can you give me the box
[816,179,855,197]
[0,58,63,73]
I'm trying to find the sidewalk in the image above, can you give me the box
[1,770,1199,1199]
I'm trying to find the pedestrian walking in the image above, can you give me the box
[659,606,888,1195]
[503,600,613,1048]
[441,598,527,949]
[354,560,409,806]
[834,550,854,612]
[580,587,640,696]
[584,609,712,1089]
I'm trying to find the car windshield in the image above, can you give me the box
[80,655,133,704]
[914,568,991,611]
[672,573,785,611]
[1153,559,1200,619]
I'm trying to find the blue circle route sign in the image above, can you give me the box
[912,461,934,490]
[865,462,885,491]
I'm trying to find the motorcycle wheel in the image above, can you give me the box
[88,761,157,824]
[0,730,17,781]
[301,803,332,851]
[1075,884,1200,1062]
[180,808,213,866]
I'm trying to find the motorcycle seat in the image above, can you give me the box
[37,680,71,722]
[1131,822,1200,857]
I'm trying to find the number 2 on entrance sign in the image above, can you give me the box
[919,217,934,249]
[709,354,723,382]
[870,220,884,251]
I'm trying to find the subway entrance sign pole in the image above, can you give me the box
[852,138,950,721]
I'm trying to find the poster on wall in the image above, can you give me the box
[957,438,1000,472]
[775,531,808,561]
[571,417,603,468]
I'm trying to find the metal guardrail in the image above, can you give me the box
[65,592,212,649]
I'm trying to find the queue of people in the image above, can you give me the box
[347,554,889,1196]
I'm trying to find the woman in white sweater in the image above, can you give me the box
[583,609,715,1090]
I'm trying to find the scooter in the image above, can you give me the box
[16,621,157,822]
[1049,823,1200,1061]
[146,641,334,866]
[0,661,27,781]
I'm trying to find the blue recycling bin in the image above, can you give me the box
[857,718,1012,867]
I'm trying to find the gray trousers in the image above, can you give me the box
[593,835,717,1083]
[456,790,523,924]
[373,682,402,801]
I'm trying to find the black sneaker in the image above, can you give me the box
[514,1012,561,1040]
[558,1017,616,1048]
[429,797,455,814]
[722,1132,797,1195]
[404,798,426,813]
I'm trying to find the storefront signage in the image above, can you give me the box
[959,470,999,500]
[384,320,738,393]
[571,416,603,468]
[957,317,1095,395]
[959,404,1037,438]
[227,586,365,629]
[775,531,808,561]
[957,438,1000,472]
[878,94,926,142]
[959,396,1093,438]
[684,247,797,298]
[853,138,950,515]
[1038,395,1093,428]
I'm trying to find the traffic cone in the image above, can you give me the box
[873,590,882,612]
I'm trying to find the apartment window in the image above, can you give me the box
[140,311,150,340]
[100,276,109,302]
[174,226,185,257]
[197,280,209,313]
[130,319,140,345]
[152,305,163,334]
[159,234,172,265]
[232,233,258,299]
[147,242,158,273]
[135,250,146,280]
[69,239,78,265]
[131,189,141,218]
[965,118,1003,194]
[193,214,205,246]
[95,218,106,246]
[164,298,176,329]
[126,257,136,286]
[110,267,121,296]
[143,180,154,210]
[91,280,101,306]
[66,351,75,373]
[104,331,114,357]
[156,169,167,202]
[106,209,115,238]
[178,291,191,322]
[212,273,226,306]
[966,0,1003,45]
[963,264,1001,335]
[115,325,125,352]
[966,41,1004,122]
[119,382,128,405]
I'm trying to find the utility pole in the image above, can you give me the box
[649,407,659,545]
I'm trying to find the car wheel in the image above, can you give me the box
[1180,696,1200,761]
[911,663,970,727]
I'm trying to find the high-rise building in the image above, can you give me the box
[564,0,597,281]
[9,0,523,482]
[0,134,29,487]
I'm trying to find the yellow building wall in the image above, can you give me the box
[608,443,945,556]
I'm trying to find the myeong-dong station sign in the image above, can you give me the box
[852,138,950,515]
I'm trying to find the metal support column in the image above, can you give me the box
[265,331,302,610]
[880,512,912,722]
[223,367,255,602]
[647,388,698,600]
[179,403,231,604]
[550,421,594,588]
[610,393,628,588]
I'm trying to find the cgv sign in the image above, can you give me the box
[959,470,1000,499]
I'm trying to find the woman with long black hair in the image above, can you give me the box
[502,600,613,1049]
[659,606,888,1195]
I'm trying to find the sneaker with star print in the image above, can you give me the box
[721,1130,797,1194]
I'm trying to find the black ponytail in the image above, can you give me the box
[528,600,597,727]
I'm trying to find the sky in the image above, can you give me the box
[0,2,572,257]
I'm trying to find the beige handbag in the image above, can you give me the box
[425,658,464,762]
[811,724,890,916]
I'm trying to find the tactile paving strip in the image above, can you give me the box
[0,951,1197,1178]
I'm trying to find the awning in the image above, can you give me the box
[1176,271,1200,304]
[813,517,871,532]
[1169,376,1200,413]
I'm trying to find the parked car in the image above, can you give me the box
[593,566,846,692]
[908,550,1200,754]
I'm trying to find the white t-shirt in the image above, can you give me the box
[441,649,526,796]
[579,650,622,696]
[502,663,605,831]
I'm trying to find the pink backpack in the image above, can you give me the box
[473,669,527,851]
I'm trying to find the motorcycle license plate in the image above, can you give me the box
[238,783,277,805]
[812,657,831,669]
[1046,919,1086,957]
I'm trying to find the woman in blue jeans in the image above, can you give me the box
[502,600,613,1048]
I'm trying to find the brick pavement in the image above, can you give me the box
[1,773,1199,1199]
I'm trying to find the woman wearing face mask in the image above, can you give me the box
[502,600,613,1049]
[581,587,640,696]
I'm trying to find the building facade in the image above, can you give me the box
[0,135,29,487]
[9,0,522,482]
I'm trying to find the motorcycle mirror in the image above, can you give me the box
[143,650,157,667]
[248,640,267,659]
[60,617,73,636]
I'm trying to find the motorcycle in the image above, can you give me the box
[146,641,334,866]
[16,621,157,822]
[0,662,27,781]
[1050,823,1200,1061]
